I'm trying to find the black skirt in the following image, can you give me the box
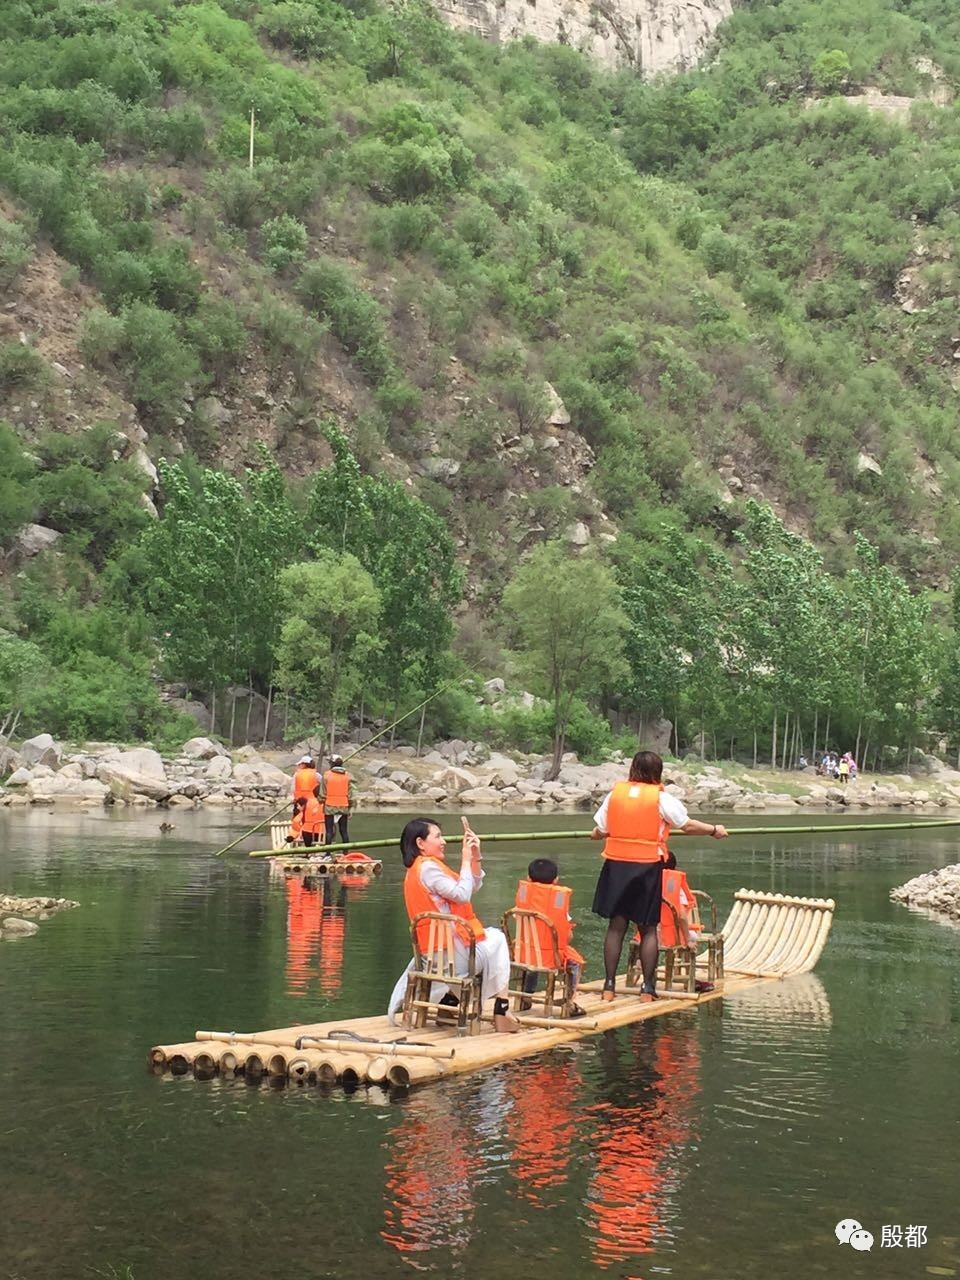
[592,860,662,927]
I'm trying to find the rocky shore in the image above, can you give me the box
[890,865,960,921]
[4,732,960,815]
[0,894,79,940]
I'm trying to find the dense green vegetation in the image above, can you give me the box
[2,0,960,765]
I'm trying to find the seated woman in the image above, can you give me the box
[387,817,519,1033]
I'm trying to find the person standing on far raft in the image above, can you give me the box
[591,751,727,1003]
[292,755,321,806]
[322,755,352,844]
[387,818,520,1034]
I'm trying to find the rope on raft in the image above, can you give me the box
[245,815,960,857]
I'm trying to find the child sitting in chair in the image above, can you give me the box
[515,858,586,1016]
[659,852,712,992]
[285,797,306,846]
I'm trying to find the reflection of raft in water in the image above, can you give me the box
[149,889,834,1091]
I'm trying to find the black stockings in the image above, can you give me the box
[603,915,658,990]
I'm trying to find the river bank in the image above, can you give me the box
[4,732,960,815]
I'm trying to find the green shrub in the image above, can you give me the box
[257,295,326,391]
[261,213,308,273]
[368,203,437,254]
[0,343,47,393]
[0,422,37,542]
[0,218,32,289]
[297,258,393,382]
[183,299,247,379]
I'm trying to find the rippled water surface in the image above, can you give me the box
[2,807,959,1278]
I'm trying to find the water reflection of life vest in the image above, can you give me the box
[505,1055,583,1207]
[382,1090,476,1262]
[285,877,323,997]
[586,1027,700,1269]
[319,885,347,996]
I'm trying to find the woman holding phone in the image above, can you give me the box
[387,816,519,1033]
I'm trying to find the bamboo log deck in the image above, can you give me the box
[260,853,383,876]
[149,889,834,1090]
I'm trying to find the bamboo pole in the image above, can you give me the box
[214,677,465,857]
[248,815,960,858]
[195,1029,456,1059]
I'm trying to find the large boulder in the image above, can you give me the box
[15,524,61,557]
[232,760,289,788]
[6,767,33,787]
[433,766,479,794]
[204,755,232,782]
[2,917,40,936]
[458,786,504,806]
[366,778,413,804]
[182,737,227,760]
[21,734,62,768]
[27,775,109,803]
[97,749,171,801]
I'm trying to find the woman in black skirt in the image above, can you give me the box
[591,751,727,1001]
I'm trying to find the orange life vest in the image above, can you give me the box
[293,766,321,802]
[288,811,304,842]
[324,768,350,809]
[602,781,668,863]
[302,795,325,834]
[513,880,585,968]
[403,854,486,950]
[660,867,693,948]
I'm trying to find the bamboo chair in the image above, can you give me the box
[401,912,483,1037]
[501,907,576,1019]
[625,891,725,995]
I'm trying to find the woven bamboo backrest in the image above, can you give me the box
[504,908,561,970]
[411,912,463,979]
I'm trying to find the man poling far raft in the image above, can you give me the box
[591,750,728,1003]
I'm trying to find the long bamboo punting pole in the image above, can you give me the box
[195,1029,456,1059]
[214,677,466,857]
[247,814,960,858]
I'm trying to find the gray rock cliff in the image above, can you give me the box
[432,0,733,73]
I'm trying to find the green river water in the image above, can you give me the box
[1,807,959,1280]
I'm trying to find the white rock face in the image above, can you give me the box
[434,766,479,794]
[6,768,33,786]
[204,755,233,781]
[21,734,62,768]
[232,761,289,787]
[431,0,733,74]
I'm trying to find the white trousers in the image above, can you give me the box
[386,926,512,1023]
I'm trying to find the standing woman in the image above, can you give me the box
[387,817,519,1033]
[591,751,727,1002]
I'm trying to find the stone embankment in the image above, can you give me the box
[890,865,960,922]
[4,732,960,814]
[0,894,79,940]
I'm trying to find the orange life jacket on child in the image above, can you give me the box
[513,879,585,968]
[660,866,694,948]
[404,854,486,950]
[602,782,669,863]
[288,811,304,842]
[302,795,325,834]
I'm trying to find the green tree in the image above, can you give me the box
[811,49,852,94]
[503,541,627,777]
[0,423,37,543]
[274,554,381,749]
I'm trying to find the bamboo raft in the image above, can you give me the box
[251,821,382,875]
[150,889,834,1089]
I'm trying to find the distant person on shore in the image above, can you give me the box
[838,755,850,785]
[322,755,352,844]
[590,751,727,1003]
